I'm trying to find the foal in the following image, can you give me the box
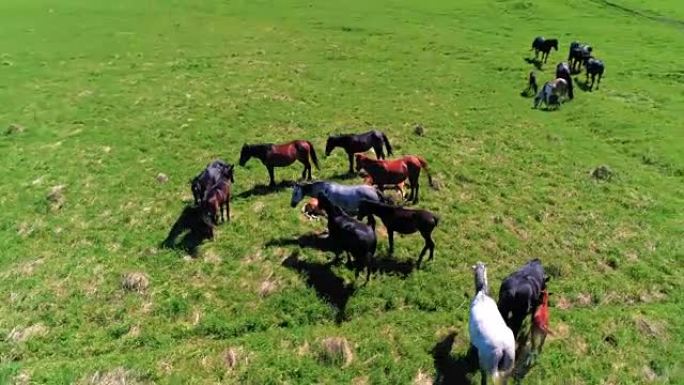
[357,200,439,268]
[239,140,319,187]
[316,193,376,282]
[531,36,558,63]
[355,154,433,204]
[325,130,393,174]
[555,62,574,99]
[201,178,232,238]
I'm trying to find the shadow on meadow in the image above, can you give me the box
[432,332,479,385]
[523,57,543,70]
[282,251,355,324]
[235,180,294,199]
[160,205,212,256]
[327,171,359,181]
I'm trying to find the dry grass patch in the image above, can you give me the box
[259,276,278,297]
[121,272,149,292]
[318,337,354,367]
[78,367,143,385]
[633,316,667,340]
[7,323,48,342]
[47,184,66,211]
[413,370,432,385]
[5,123,25,135]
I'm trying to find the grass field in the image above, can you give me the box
[1,0,683,384]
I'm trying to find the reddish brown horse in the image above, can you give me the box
[201,178,232,238]
[239,140,319,187]
[355,154,432,203]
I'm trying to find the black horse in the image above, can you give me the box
[325,130,393,174]
[357,200,439,268]
[316,193,376,282]
[531,37,558,64]
[190,160,234,205]
[584,57,605,91]
[497,259,548,338]
[555,62,574,99]
[568,41,592,73]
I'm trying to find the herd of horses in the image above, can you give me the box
[187,123,553,383]
[180,34,611,385]
[529,36,605,109]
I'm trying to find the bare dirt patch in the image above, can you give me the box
[318,337,354,367]
[121,272,149,292]
[7,323,48,342]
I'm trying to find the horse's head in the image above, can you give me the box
[224,164,235,183]
[472,262,488,295]
[291,183,306,208]
[238,145,251,167]
[324,136,337,157]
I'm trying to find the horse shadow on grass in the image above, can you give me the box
[374,254,416,278]
[160,205,212,257]
[432,332,479,385]
[524,57,543,70]
[576,77,594,92]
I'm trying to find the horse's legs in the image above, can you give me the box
[597,73,602,89]
[480,369,487,385]
[590,73,595,91]
[267,166,276,187]
[226,201,230,222]
[388,230,394,255]
[421,229,435,261]
[220,202,225,223]
[347,152,354,174]
[373,144,385,160]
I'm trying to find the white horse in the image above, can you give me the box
[290,181,385,215]
[469,262,516,385]
[534,78,568,109]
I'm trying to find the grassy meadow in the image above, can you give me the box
[1,0,682,384]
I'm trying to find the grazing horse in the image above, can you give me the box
[470,262,516,385]
[533,78,568,109]
[239,140,319,187]
[555,62,574,99]
[325,130,393,174]
[568,41,592,73]
[357,200,439,268]
[355,154,433,204]
[290,181,385,216]
[583,57,605,91]
[316,193,376,282]
[531,37,558,63]
[497,259,548,338]
[191,160,233,205]
[201,177,232,238]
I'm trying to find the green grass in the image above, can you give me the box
[1,0,683,384]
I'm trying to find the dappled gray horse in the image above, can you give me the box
[290,181,384,216]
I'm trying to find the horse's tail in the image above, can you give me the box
[416,156,434,187]
[306,141,320,170]
[381,132,393,156]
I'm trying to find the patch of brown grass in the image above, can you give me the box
[318,337,354,367]
[413,370,432,385]
[47,185,66,211]
[633,316,667,340]
[7,323,48,342]
[121,272,149,292]
[78,367,143,385]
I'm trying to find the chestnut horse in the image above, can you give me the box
[201,175,232,238]
[239,140,319,187]
[355,154,432,203]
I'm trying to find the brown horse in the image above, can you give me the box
[355,154,432,203]
[239,140,319,187]
[201,178,232,238]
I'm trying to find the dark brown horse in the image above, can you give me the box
[357,200,439,268]
[325,130,393,174]
[355,154,432,203]
[201,173,232,238]
[239,140,319,187]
